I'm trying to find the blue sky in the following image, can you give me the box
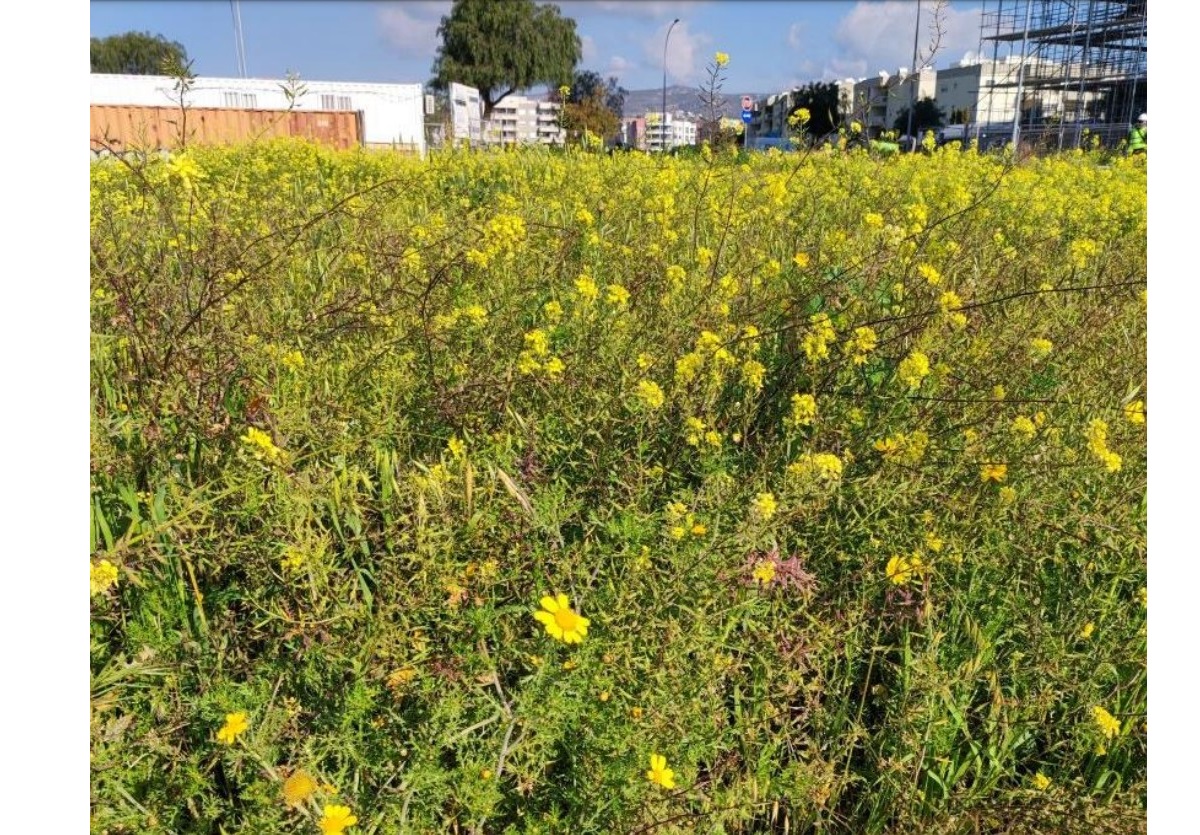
[90,1,990,96]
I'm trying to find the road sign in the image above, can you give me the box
[741,109,753,124]
[741,95,753,110]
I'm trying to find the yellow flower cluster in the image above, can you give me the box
[786,393,818,428]
[751,492,778,520]
[897,351,931,390]
[1124,399,1145,425]
[801,313,836,362]
[1092,705,1121,739]
[1084,419,1122,472]
[90,559,120,596]
[636,379,666,410]
[787,452,844,483]
[241,426,285,463]
[842,326,878,365]
[874,431,929,464]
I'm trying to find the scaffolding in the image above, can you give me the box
[976,1,1146,151]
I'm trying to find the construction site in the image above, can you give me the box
[972,0,1147,151]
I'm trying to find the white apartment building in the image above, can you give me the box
[643,113,697,151]
[852,67,936,137]
[482,95,563,146]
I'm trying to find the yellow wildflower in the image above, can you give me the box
[1030,337,1054,358]
[90,559,119,595]
[1033,772,1051,791]
[1079,621,1095,639]
[543,300,563,322]
[1092,706,1121,739]
[1124,400,1145,425]
[842,326,877,365]
[741,359,766,391]
[283,770,318,806]
[216,711,249,745]
[714,51,730,68]
[998,486,1017,506]
[885,553,924,586]
[533,593,590,644]
[980,463,1008,483]
[605,283,630,307]
[574,274,599,303]
[646,753,677,789]
[792,252,811,269]
[787,393,817,427]
[1011,416,1037,439]
[319,804,358,835]
[636,379,666,410]
[752,492,778,520]
[897,351,930,390]
[752,560,776,586]
[916,263,942,286]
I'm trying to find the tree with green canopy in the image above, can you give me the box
[91,31,189,75]
[893,97,946,135]
[430,0,581,118]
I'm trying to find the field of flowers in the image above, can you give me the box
[90,138,1146,834]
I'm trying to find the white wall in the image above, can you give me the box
[91,74,426,154]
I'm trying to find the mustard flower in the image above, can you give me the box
[1033,772,1051,791]
[533,593,590,644]
[752,560,776,586]
[1079,621,1095,639]
[636,379,666,410]
[216,711,249,745]
[980,463,1008,483]
[646,753,677,789]
[543,300,563,322]
[751,492,778,520]
[574,274,599,303]
[741,359,766,391]
[714,51,730,68]
[842,326,878,365]
[1030,337,1054,358]
[319,804,359,835]
[998,486,1017,506]
[90,559,119,596]
[1124,400,1145,425]
[605,283,630,307]
[1092,706,1121,739]
[897,351,931,390]
[1011,416,1037,439]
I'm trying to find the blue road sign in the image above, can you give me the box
[741,109,752,124]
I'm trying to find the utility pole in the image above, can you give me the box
[662,18,680,152]
[905,0,922,147]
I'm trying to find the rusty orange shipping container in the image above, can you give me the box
[91,104,363,152]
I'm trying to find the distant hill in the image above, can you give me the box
[621,85,767,120]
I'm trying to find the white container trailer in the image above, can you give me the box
[91,73,426,156]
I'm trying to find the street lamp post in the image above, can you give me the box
[662,18,680,152]
[905,1,921,147]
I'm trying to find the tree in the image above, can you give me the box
[430,0,581,119]
[565,70,626,120]
[91,31,188,75]
[787,81,843,140]
[893,97,945,135]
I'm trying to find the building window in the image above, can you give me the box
[321,94,352,110]
[223,92,258,108]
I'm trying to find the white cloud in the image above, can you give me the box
[607,55,634,75]
[561,1,709,20]
[376,1,452,59]
[830,1,983,78]
[641,20,712,84]
[582,34,598,63]
[787,22,805,51]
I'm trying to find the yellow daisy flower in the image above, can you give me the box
[646,753,676,789]
[533,593,590,644]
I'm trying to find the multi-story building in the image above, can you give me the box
[744,79,855,145]
[641,113,697,152]
[482,95,562,146]
[851,67,936,137]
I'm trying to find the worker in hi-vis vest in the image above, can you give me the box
[1127,113,1147,155]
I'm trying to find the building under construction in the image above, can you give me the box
[975,0,1147,149]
